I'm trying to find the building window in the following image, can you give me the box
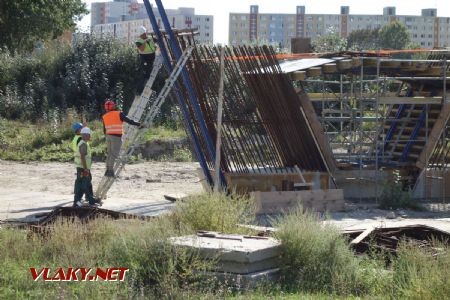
[232,15,236,21]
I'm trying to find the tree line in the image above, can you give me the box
[312,21,415,53]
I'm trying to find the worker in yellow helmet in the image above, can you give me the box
[136,26,158,91]
[136,26,157,77]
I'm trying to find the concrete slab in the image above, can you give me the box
[200,268,280,289]
[170,234,281,274]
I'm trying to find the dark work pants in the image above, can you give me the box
[74,168,96,205]
[138,53,156,93]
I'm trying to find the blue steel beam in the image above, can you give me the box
[153,0,227,188]
[142,0,214,187]
[384,104,405,149]
[400,108,426,162]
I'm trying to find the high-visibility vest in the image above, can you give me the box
[136,37,155,55]
[74,139,92,169]
[72,135,81,153]
[103,111,124,135]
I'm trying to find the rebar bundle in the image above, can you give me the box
[158,32,329,174]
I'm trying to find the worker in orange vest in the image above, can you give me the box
[102,100,143,177]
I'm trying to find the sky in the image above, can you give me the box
[79,0,450,44]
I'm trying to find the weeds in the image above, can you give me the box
[171,192,255,234]
[392,240,450,299]
[273,208,366,295]
[1,193,449,299]
[0,118,192,162]
[0,216,214,299]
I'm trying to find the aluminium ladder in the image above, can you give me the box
[95,46,194,201]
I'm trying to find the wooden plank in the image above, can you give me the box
[337,59,353,71]
[296,89,337,174]
[416,66,442,76]
[363,57,379,68]
[380,60,401,68]
[351,57,362,68]
[252,189,345,214]
[225,172,330,194]
[350,227,375,244]
[416,102,450,169]
[378,96,444,105]
[306,67,322,77]
[290,71,306,81]
[322,63,337,74]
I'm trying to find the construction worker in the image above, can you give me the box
[71,122,83,153]
[102,100,142,177]
[135,26,157,80]
[73,127,98,207]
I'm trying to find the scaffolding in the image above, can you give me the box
[298,54,450,205]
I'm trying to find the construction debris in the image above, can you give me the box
[170,231,281,287]
[344,225,450,254]
[35,207,151,226]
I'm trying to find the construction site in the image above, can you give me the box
[2,0,450,297]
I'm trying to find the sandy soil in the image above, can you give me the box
[2,160,450,234]
[0,160,203,221]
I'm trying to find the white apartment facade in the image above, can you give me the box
[229,6,450,49]
[91,1,213,45]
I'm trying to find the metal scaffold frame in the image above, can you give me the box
[302,56,450,205]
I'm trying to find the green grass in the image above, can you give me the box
[144,126,187,141]
[1,193,450,299]
[0,192,255,299]
[273,208,387,296]
[171,192,255,234]
[0,118,188,162]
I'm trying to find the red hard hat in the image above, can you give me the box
[104,100,116,111]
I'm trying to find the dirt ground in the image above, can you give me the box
[2,160,450,233]
[0,160,203,221]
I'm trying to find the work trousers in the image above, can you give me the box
[137,53,156,93]
[141,52,156,79]
[74,168,96,205]
[106,134,122,171]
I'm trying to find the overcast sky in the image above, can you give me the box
[79,0,450,44]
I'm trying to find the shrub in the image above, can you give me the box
[0,216,214,299]
[273,208,369,295]
[392,240,450,299]
[171,192,255,234]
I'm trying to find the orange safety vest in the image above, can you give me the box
[102,111,124,135]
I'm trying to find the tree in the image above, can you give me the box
[311,28,347,53]
[347,28,380,51]
[0,0,87,53]
[378,21,410,50]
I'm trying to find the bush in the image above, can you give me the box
[0,117,106,162]
[171,192,255,234]
[0,217,213,299]
[273,208,370,295]
[392,241,450,299]
[0,36,142,121]
[379,182,424,210]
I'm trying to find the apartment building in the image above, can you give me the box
[91,0,213,45]
[229,5,450,49]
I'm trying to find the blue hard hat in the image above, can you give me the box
[72,122,83,132]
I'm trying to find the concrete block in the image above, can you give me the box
[199,268,280,289]
[170,233,281,274]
